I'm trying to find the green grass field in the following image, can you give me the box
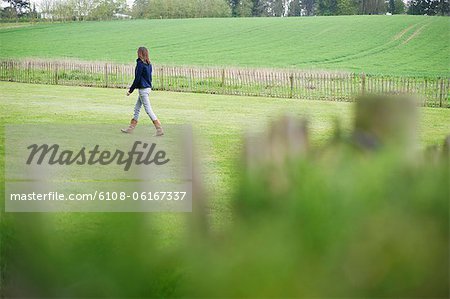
[1,82,449,297]
[0,16,449,76]
[1,81,449,227]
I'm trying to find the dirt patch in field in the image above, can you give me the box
[392,25,415,41]
[402,24,428,45]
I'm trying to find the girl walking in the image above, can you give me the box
[122,47,164,136]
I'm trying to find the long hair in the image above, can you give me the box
[137,47,151,64]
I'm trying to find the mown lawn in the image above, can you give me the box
[1,81,449,229]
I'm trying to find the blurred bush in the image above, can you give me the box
[181,95,449,297]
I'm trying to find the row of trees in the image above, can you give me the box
[1,0,448,20]
[1,0,129,20]
[228,0,448,16]
[132,0,231,19]
[407,0,449,15]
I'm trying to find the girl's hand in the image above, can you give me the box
[126,91,131,96]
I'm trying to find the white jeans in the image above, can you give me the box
[133,88,157,121]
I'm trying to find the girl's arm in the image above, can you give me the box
[128,62,143,94]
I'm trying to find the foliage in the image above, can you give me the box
[393,0,406,13]
[336,0,357,14]
[251,0,268,16]
[11,0,131,21]
[317,0,337,15]
[235,0,253,16]
[89,0,128,20]
[0,7,17,19]
[2,0,30,17]
[388,0,395,12]
[407,0,449,15]
[359,0,387,14]
[303,0,316,15]
[229,0,391,16]
[0,0,39,19]
[131,0,231,19]
[288,0,303,16]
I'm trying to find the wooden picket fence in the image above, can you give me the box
[0,59,448,107]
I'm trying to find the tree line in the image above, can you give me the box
[229,0,447,16]
[1,0,129,20]
[1,0,448,21]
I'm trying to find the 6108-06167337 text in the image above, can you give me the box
[25,141,170,171]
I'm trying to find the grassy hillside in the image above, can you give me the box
[0,16,448,76]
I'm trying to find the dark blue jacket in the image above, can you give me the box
[129,58,152,93]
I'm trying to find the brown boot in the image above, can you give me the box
[121,119,138,133]
[152,119,164,136]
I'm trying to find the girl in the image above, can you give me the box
[121,47,164,136]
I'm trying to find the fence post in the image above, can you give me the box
[439,78,444,108]
[27,61,31,83]
[289,73,294,98]
[54,63,58,85]
[104,63,108,88]
[361,72,366,95]
[221,68,225,87]
[160,67,164,90]
[9,60,13,82]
